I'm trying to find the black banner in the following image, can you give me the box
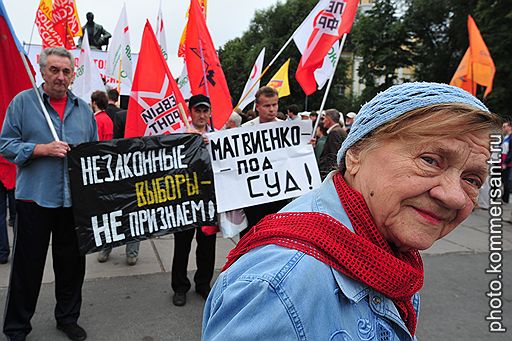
[68,134,216,254]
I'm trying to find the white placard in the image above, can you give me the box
[206,120,321,213]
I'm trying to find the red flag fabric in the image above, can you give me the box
[177,0,207,58]
[296,0,358,95]
[0,1,34,189]
[184,0,232,130]
[35,0,82,49]
[124,21,189,138]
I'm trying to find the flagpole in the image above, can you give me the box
[234,34,295,111]
[117,58,123,94]
[19,51,60,142]
[311,34,347,139]
[178,103,191,129]
[470,59,476,97]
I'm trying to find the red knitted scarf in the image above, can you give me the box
[223,172,424,336]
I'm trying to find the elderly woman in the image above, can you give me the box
[202,83,499,340]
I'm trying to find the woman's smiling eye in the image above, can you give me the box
[464,177,483,188]
[420,156,438,166]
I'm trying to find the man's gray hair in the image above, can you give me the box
[228,112,242,127]
[39,47,74,74]
[325,108,342,125]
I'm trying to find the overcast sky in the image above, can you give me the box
[3,0,282,73]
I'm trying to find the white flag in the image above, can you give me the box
[293,0,339,90]
[106,4,133,90]
[156,0,168,60]
[237,47,265,110]
[73,30,105,102]
[177,63,192,99]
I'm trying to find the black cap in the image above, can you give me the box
[188,94,211,110]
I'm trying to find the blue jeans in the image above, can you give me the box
[101,242,140,258]
[0,184,15,261]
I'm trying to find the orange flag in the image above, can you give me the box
[35,0,82,49]
[450,48,474,94]
[467,15,495,97]
[450,15,495,97]
[124,21,189,138]
[184,0,232,130]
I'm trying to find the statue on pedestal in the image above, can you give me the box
[79,12,111,50]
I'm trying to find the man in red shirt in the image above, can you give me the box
[91,91,113,141]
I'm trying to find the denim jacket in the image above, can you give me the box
[0,87,97,208]
[202,173,420,340]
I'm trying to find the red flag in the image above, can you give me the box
[124,21,189,138]
[177,0,207,58]
[35,0,82,49]
[184,0,232,130]
[0,1,33,129]
[295,0,358,95]
[0,1,34,188]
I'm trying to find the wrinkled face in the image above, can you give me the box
[190,105,211,131]
[345,132,490,252]
[256,95,278,123]
[41,55,74,99]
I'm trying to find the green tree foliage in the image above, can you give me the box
[404,0,478,83]
[218,0,353,112]
[472,0,512,115]
[351,0,413,102]
[218,0,510,115]
[404,0,511,115]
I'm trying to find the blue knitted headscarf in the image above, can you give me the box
[336,82,489,164]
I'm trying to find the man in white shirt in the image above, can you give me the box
[242,86,280,127]
[240,86,288,237]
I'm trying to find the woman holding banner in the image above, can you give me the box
[201,82,499,340]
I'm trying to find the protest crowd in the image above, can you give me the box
[0,0,507,340]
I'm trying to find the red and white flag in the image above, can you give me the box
[294,1,341,92]
[106,4,133,90]
[295,0,358,95]
[124,21,188,138]
[237,47,265,110]
[184,0,232,129]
